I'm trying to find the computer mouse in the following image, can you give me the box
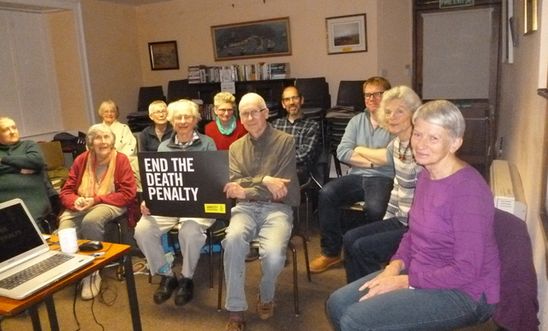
[79,240,103,251]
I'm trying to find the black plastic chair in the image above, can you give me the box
[137,85,165,112]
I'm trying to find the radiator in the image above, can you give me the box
[490,160,527,221]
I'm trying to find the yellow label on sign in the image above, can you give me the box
[204,204,226,214]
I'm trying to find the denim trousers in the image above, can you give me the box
[343,217,407,283]
[318,174,393,257]
[222,202,293,312]
[326,272,495,331]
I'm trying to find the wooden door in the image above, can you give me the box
[413,0,501,177]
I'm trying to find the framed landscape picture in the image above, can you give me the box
[148,40,179,70]
[326,14,367,55]
[211,17,291,61]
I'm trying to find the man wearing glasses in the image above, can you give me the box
[309,76,395,273]
[222,93,299,330]
[272,86,320,184]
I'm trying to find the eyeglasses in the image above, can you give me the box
[240,108,266,119]
[364,91,384,99]
[216,108,234,114]
[174,114,194,120]
[281,95,301,103]
[151,110,167,115]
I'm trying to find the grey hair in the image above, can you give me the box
[148,100,167,115]
[86,123,116,149]
[412,100,466,138]
[378,85,422,125]
[239,92,267,111]
[167,99,201,123]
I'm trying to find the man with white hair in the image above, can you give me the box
[222,93,299,331]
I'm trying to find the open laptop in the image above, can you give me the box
[0,198,94,300]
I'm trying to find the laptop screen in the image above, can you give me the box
[0,201,44,263]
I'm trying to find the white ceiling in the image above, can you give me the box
[0,0,171,13]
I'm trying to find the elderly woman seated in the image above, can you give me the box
[134,99,217,308]
[327,100,500,330]
[204,91,247,150]
[58,123,136,300]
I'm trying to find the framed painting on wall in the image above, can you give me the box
[326,14,367,55]
[211,17,291,61]
[148,40,179,70]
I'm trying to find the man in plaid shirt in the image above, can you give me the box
[272,86,320,184]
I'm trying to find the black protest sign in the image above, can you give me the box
[138,150,231,218]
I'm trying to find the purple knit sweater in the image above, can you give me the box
[392,166,500,304]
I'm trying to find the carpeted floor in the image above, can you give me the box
[0,218,499,331]
[0,225,347,331]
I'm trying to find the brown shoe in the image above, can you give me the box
[225,320,246,331]
[309,255,342,273]
[257,300,275,320]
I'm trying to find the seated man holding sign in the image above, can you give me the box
[134,99,217,307]
[222,93,300,330]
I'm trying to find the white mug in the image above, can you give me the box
[58,228,79,254]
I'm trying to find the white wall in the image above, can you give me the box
[498,0,548,326]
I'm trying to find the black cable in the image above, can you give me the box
[72,283,81,331]
[85,272,105,331]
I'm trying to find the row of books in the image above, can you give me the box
[187,63,290,84]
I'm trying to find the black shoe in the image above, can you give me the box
[153,275,178,304]
[174,277,194,306]
[245,246,259,262]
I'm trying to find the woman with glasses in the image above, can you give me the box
[205,92,247,150]
[139,100,173,152]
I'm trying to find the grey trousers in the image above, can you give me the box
[58,204,125,241]
[134,215,214,278]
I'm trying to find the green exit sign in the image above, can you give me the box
[439,0,474,8]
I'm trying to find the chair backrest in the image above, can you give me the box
[138,86,165,112]
[336,80,365,111]
[295,77,331,110]
[492,209,539,330]
[38,141,65,170]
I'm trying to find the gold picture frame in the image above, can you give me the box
[523,0,538,34]
[326,14,367,55]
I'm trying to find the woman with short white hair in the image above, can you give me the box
[135,99,217,307]
[59,123,136,300]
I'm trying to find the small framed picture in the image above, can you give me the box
[148,40,179,70]
[326,14,367,55]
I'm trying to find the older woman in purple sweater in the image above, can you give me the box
[327,100,500,330]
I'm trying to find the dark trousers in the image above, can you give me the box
[343,217,407,283]
[318,174,393,257]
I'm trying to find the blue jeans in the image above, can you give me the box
[318,175,393,257]
[343,217,407,283]
[326,272,495,331]
[222,202,293,312]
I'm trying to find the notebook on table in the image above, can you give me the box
[0,198,94,300]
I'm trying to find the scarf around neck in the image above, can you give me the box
[77,150,117,198]
[216,116,236,136]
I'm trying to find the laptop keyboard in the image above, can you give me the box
[0,254,73,290]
